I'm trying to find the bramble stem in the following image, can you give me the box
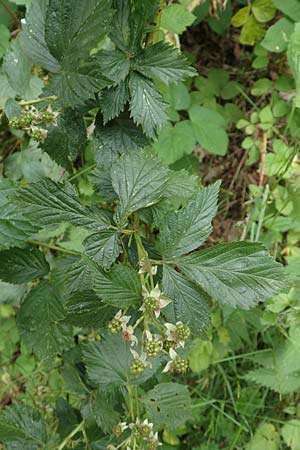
[127,384,135,421]
[19,96,57,107]
[56,421,84,450]
[27,239,79,255]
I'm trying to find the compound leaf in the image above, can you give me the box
[65,290,113,328]
[0,246,49,284]
[177,242,286,308]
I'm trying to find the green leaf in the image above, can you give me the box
[240,16,265,46]
[93,50,130,84]
[273,0,300,21]
[93,263,141,308]
[135,42,196,84]
[111,149,169,222]
[287,24,300,108]
[159,181,220,258]
[93,111,149,169]
[282,420,300,450]
[17,281,73,361]
[231,6,250,27]
[89,166,117,201]
[51,255,94,298]
[246,423,280,450]
[12,179,110,230]
[0,246,49,283]
[0,404,48,448]
[189,105,228,156]
[143,383,192,431]
[21,0,60,73]
[65,290,113,328]
[0,24,10,58]
[92,388,120,433]
[83,334,159,389]
[129,72,168,138]
[261,18,294,53]
[44,0,114,64]
[252,0,276,23]
[153,121,196,165]
[160,4,195,34]
[0,179,37,250]
[100,81,129,124]
[162,169,199,201]
[164,81,191,111]
[3,36,32,96]
[83,230,122,268]
[251,78,273,96]
[177,242,286,308]
[43,109,87,168]
[162,266,210,337]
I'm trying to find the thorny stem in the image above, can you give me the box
[56,421,84,450]
[0,0,20,27]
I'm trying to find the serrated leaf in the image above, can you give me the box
[162,266,210,337]
[0,179,37,250]
[65,290,113,328]
[89,166,118,201]
[17,281,73,361]
[51,255,94,298]
[3,36,32,97]
[0,404,47,448]
[0,246,49,283]
[177,242,286,308]
[12,179,110,230]
[0,24,10,58]
[246,423,280,450]
[21,0,60,72]
[93,263,141,308]
[83,230,122,268]
[162,169,199,201]
[93,111,149,169]
[83,334,159,389]
[287,24,300,108]
[100,81,129,124]
[240,15,265,46]
[160,4,196,34]
[92,388,120,433]
[42,109,87,168]
[44,0,114,64]
[143,383,192,431]
[129,72,168,138]
[159,181,220,258]
[189,105,228,156]
[111,149,169,222]
[282,420,300,450]
[153,121,196,165]
[135,42,196,84]
[93,50,130,84]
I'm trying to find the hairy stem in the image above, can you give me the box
[27,239,80,255]
[56,421,84,450]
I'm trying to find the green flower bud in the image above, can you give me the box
[173,356,189,374]
[144,296,159,313]
[144,340,161,357]
[108,318,122,334]
[175,323,191,341]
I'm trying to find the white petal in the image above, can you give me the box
[160,298,172,309]
[130,349,139,359]
[151,284,161,299]
[145,329,153,341]
[169,348,177,360]
[162,361,173,373]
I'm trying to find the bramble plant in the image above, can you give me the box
[0,0,289,449]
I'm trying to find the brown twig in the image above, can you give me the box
[0,0,20,28]
[259,131,268,187]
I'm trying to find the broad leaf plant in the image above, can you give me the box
[0,1,286,449]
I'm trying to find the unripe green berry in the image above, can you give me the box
[30,129,44,141]
[144,341,161,357]
[19,113,34,127]
[173,356,189,374]
[144,296,159,313]
[41,111,55,123]
[9,116,20,129]
[175,323,191,341]
[130,359,145,375]
[108,318,122,334]
[163,340,175,352]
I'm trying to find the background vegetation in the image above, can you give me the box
[0,0,300,449]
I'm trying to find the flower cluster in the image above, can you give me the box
[108,419,161,450]
[9,106,58,142]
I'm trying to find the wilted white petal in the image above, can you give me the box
[169,348,178,360]
[162,360,173,373]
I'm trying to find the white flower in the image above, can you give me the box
[138,258,158,275]
[148,431,162,447]
[140,284,171,318]
[164,322,185,348]
[162,348,178,373]
[114,309,131,326]
[122,324,138,346]
[130,349,152,368]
